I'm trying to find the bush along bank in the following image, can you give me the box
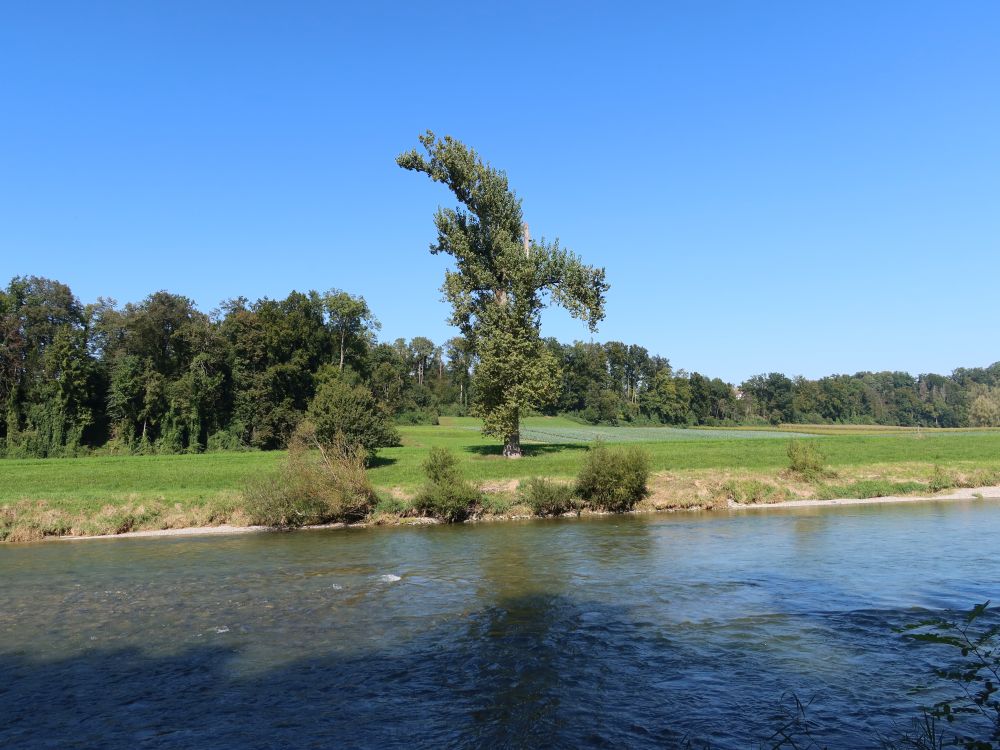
[229,430,658,530]
[226,438,1000,531]
[5,440,1000,542]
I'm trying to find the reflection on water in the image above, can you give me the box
[2,500,999,748]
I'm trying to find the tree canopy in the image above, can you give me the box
[1,273,995,459]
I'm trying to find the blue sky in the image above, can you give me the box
[2,1,998,383]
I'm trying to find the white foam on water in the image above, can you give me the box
[212,626,230,634]
[330,584,343,590]
[377,574,401,583]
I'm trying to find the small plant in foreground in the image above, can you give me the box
[787,440,830,481]
[412,447,481,522]
[895,601,1000,749]
[243,434,377,527]
[576,442,650,512]
[519,477,578,516]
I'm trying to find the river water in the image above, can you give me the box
[2,500,998,749]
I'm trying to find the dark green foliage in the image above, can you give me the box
[576,443,650,512]
[786,440,829,481]
[519,477,578,516]
[2,271,999,460]
[412,446,481,522]
[243,436,377,527]
[307,376,400,462]
[395,408,439,425]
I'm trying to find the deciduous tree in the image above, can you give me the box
[398,131,608,456]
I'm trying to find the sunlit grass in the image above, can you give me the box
[3,421,1000,540]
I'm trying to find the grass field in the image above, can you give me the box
[3,416,1000,540]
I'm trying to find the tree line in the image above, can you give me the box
[1,274,998,458]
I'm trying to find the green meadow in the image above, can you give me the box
[3,416,1000,541]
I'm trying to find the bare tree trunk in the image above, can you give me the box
[503,430,522,458]
[339,332,345,371]
[503,407,522,458]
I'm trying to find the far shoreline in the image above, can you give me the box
[50,485,1000,544]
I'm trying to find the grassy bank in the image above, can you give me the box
[3,417,1000,541]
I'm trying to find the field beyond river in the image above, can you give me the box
[3,416,1000,542]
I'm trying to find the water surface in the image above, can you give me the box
[2,500,998,748]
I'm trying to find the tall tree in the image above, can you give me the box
[398,131,608,457]
[322,290,379,372]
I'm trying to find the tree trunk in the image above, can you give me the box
[503,429,522,458]
[339,332,345,371]
[503,407,522,458]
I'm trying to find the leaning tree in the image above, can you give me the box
[398,131,608,457]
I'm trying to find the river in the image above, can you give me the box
[2,500,998,749]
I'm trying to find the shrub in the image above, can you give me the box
[412,447,481,522]
[928,465,958,493]
[786,440,829,481]
[206,426,249,452]
[969,468,1000,487]
[243,434,378,527]
[519,477,578,516]
[576,443,650,512]
[722,479,785,504]
[895,601,1000,748]
[307,376,400,462]
[395,409,439,426]
[373,495,410,516]
[480,494,515,515]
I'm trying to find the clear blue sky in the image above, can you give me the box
[2,1,998,383]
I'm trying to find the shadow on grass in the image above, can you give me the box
[464,443,589,457]
[367,454,398,468]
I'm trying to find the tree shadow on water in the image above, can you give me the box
[0,595,722,750]
[0,594,917,749]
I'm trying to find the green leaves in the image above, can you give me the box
[399,131,608,455]
[900,601,1000,747]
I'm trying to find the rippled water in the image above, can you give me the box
[2,500,999,749]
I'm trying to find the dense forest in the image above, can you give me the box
[2,275,999,458]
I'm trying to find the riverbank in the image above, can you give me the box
[8,487,999,750]
[5,422,1000,542]
[38,484,1000,544]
